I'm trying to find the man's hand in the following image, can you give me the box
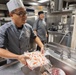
[41,46,45,54]
[17,55,30,65]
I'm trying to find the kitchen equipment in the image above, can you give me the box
[21,66,41,75]
[0,58,7,66]
[69,4,76,10]
[48,68,66,75]
[44,42,76,75]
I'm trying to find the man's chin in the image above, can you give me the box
[22,21,26,24]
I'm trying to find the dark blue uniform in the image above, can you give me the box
[33,18,47,42]
[0,21,36,55]
[33,18,47,50]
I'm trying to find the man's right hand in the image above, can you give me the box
[17,55,30,65]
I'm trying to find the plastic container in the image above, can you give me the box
[24,51,50,70]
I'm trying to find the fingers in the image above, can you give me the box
[17,55,30,65]
[20,58,27,65]
[41,47,45,54]
[24,55,30,59]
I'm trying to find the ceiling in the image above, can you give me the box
[0,0,76,6]
[64,0,76,2]
[0,0,39,4]
[0,0,49,6]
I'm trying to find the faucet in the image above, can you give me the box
[60,48,71,60]
[59,31,70,44]
[60,50,63,60]
[68,49,71,58]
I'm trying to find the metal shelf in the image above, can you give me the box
[51,10,72,15]
[64,0,76,2]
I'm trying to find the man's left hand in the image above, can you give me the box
[41,47,45,54]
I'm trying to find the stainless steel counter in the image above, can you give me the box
[45,42,76,75]
[0,61,41,75]
[48,30,71,46]
[48,30,66,35]
[0,42,76,75]
[0,61,25,75]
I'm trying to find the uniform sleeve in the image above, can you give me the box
[46,24,48,31]
[33,20,38,31]
[0,27,7,49]
[44,20,47,31]
[30,27,37,39]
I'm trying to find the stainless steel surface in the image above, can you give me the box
[0,0,37,4]
[21,66,41,75]
[64,0,76,2]
[0,60,51,75]
[0,42,76,75]
[0,0,49,6]
[46,54,76,75]
[45,42,74,59]
[21,61,52,75]
[59,0,63,11]
[45,42,76,75]
[48,31,71,46]
[0,61,24,75]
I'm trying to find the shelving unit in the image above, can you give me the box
[51,10,72,15]
[47,0,76,47]
[64,0,76,2]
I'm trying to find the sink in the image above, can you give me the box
[22,41,76,75]
[45,51,76,75]
[44,42,76,75]
[21,50,76,75]
[21,66,41,75]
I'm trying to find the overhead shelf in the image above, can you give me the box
[64,0,76,2]
[51,10,73,15]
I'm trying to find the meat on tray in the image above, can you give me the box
[24,51,49,70]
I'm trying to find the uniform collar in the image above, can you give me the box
[11,21,23,30]
[38,18,43,21]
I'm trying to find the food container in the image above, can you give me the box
[48,68,66,75]
[24,51,50,70]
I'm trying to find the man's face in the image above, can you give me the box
[10,7,27,25]
[39,13,44,19]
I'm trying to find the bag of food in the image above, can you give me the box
[24,51,49,70]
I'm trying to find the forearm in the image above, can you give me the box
[35,37,44,48]
[0,48,30,65]
[0,48,19,59]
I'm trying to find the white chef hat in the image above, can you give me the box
[6,0,25,12]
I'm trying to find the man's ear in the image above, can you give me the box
[9,13,13,17]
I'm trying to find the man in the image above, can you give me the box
[0,0,44,65]
[33,11,48,51]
